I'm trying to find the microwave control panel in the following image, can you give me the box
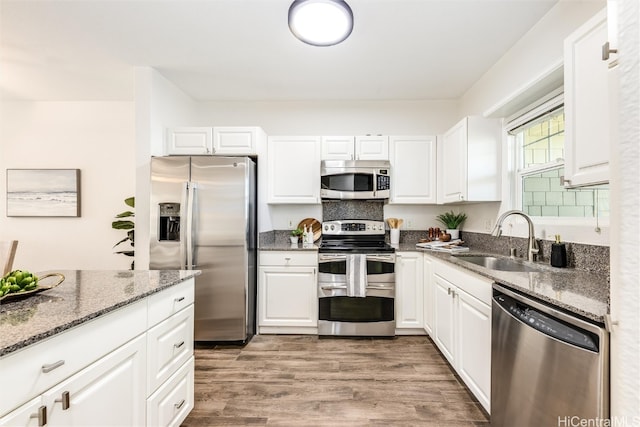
[377,171,390,191]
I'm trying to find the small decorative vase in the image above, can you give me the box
[290,236,299,244]
[447,229,460,240]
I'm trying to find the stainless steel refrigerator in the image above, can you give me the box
[150,156,256,342]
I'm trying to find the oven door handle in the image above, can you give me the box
[318,254,347,262]
[366,254,395,262]
[320,284,394,291]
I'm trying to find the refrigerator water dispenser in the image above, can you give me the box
[158,202,180,241]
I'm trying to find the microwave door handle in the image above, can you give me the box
[372,171,377,197]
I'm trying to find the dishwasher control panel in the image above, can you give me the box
[494,293,599,352]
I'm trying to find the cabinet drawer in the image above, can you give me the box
[259,251,317,267]
[147,305,194,395]
[0,300,146,417]
[147,278,195,328]
[147,356,194,427]
[432,259,492,305]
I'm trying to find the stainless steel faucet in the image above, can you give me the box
[491,210,539,262]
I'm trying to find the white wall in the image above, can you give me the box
[456,0,608,245]
[610,0,640,420]
[0,101,136,271]
[135,67,200,270]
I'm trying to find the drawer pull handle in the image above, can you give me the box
[175,296,185,303]
[174,341,185,349]
[174,399,186,410]
[42,360,65,373]
[29,405,47,426]
[55,391,70,410]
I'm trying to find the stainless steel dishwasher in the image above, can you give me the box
[491,283,609,427]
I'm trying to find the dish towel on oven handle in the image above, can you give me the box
[346,254,367,298]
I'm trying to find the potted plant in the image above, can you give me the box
[290,228,303,244]
[112,197,135,269]
[436,210,467,240]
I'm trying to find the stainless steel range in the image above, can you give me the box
[317,220,396,337]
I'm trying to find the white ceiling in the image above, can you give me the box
[0,0,558,102]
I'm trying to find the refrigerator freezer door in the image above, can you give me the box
[150,157,190,270]
[190,157,255,341]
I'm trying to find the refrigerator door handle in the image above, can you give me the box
[179,182,189,270]
[186,182,197,270]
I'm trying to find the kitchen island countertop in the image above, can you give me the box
[0,269,199,357]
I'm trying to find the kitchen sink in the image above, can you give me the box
[454,255,548,273]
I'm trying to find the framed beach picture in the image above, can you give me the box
[6,169,81,217]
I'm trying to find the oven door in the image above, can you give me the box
[317,253,395,336]
[318,253,395,285]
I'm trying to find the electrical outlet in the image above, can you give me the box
[406,220,413,229]
[288,219,294,229]
[484,219,492,231]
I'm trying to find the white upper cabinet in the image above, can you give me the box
[166,127,213,155]
[389,135,437,204]
[213,126,263,155]
[438,116,501,204]
[563,9,610,187]
[267,136,321,204]
[321,135,389,160]
[321,136,355,160]
[355,135,389,160]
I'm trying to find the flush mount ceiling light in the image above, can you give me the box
[288,0,354,47]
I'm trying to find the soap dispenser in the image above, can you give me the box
[550,234,567,268]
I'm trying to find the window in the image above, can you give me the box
[509,98,609,219]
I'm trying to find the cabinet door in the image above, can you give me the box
[166,127,213,155]
[321,136,355,160]
[564,9,609,187]
[439,118,467,203]
[355,136,389,160]
[422,255,434,336]
[146,357,194,427]
[432,274,456,366]
[389,136,437,204]
[267,136,321,204]
[212,126,259,155]
[0,397,45,427]
[44,335,146,427]
[395,252,424,330]
[456,288,491,413]
[258,266,318,328]
[146,305,194,395]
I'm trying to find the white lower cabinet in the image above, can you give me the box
[395,252,425,334]
[258,251,318,334]
[44,335,146,426]
[146,356,194,427]
[422,255,434,336]
[430,258,492,413]
[456,287,491,412]
[0,278,196,427]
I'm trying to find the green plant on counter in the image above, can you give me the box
[291,228,303,237]
[112,197,135,270]
[436,210,468,229]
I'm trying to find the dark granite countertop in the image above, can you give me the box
[396,243,609,323]
[0,270,199,357]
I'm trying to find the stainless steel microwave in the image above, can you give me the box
[320,160,391,200]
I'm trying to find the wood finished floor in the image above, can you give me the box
[182,335,490,427]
